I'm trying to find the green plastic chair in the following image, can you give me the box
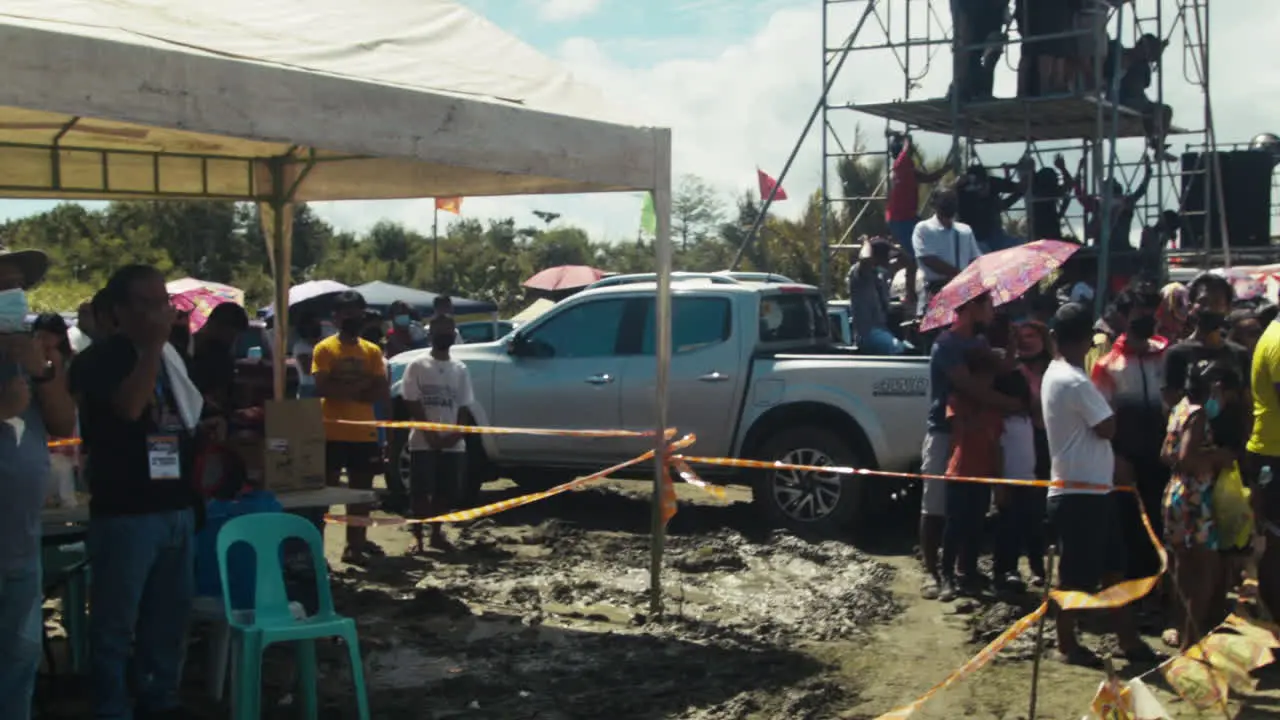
[216,513,370,720]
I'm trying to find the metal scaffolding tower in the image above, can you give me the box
[757,0,1230,296]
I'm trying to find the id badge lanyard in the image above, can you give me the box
[147,368,182,481]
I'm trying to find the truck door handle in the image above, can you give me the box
[585,374,614,385]
[698,371,730,383]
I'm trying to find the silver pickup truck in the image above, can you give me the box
[389,277,931,535]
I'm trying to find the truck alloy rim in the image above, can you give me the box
[771,448,842,522]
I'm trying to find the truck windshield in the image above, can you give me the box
[759,293,829,343]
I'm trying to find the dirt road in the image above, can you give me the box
[45,476,1276,718]
[272,477,1276,719]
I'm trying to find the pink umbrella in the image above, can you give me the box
[171,287,239,333]
[523,265,606,292]
[920,240,1083,332]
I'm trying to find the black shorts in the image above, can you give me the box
[325,441,380,484]
[1047,492,1127,592]
[409,450,467,517]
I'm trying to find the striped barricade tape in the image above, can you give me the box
[325,434,697,527]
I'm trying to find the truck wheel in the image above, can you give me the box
[750,426,864,537]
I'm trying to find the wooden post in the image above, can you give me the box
[1028,544,1056,720]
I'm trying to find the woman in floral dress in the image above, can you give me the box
[1161,359,1237,650]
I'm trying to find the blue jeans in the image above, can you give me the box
[89,509,195,719]
[0,558,42,720]
[857,327,907,355]
[942,481,990,580]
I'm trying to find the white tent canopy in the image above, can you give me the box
[0,0,676,607]
[0,0,666,200]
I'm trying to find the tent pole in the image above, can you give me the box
[649,131,673,617]
[433,204,440,285]
[261,157,297,401]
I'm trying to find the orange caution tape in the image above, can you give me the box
[325,434,697,528]
[332,418,662,439]
[872,486,1165,719]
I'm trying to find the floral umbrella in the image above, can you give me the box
[920,240,1083,332]
[170,286,240,333]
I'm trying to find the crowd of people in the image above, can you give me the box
[917,263,1280,666]
[849,133,1175,355]
[0,248,477,718]
[954,1,1174,159]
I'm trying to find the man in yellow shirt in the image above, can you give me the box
[1246,318,1280,622]
[313,291,389,563]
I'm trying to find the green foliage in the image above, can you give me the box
[2,166,913,314]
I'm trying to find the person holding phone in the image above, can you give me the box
[0,246,75,720]
[78,264,203,719]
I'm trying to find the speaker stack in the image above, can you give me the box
[1180,149,1275,250]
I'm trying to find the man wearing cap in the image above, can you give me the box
[0,245,76,720]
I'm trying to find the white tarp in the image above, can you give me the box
[0,0,667,201]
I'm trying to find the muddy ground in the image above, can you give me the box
[42,477,1280,719]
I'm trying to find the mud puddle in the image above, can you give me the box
[306,482,902,719]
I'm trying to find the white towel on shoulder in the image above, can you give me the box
[162,343,204,432]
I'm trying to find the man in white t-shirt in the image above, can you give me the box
[912,185,983,316]
[1042,302,1155,666]
[400,314,475,552]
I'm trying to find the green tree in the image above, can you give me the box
[672,174,725,250]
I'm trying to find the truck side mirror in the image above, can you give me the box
[507,333,526,356]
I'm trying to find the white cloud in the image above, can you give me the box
[309,1,1280,246]
[536,0,602,23]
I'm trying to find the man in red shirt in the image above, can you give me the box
[886,134,950,309]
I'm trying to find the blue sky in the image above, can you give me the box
[1,1,1275,243]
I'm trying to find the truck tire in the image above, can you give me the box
[749,426,864,537]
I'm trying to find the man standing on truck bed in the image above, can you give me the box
[919,292,1023,600]
[913,185,983,317]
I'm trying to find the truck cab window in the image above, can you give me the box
[637,297,732,355]
[760,294,829,343]
[522,299,628,358]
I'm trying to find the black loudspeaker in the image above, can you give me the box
[1181,151,1273,249]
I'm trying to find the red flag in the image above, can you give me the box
[757,168,787,201]
[435,197,462,215]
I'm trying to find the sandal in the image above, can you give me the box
[1056,647,1104,669]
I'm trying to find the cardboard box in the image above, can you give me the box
[263,399,327,492]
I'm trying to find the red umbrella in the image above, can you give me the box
[920,240,1082,332]
[523,265,606,292]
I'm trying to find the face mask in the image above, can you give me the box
[431,335,455,353]
[1197,311,1226,334]
[394,314,411,328]
[1128,315,1156,339]
[1205,396,1222,420]
[339,317,363,336]
[0,289,29,334]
